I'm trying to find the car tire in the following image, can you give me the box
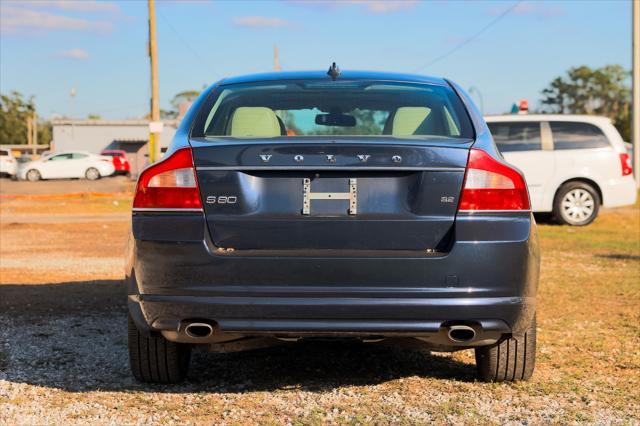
[26,169,41,182]
[475,315,536,382]
[85,167,100,181]
[128,315,191,384]
[553,181,600,226]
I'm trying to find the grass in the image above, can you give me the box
[523,205,640,419]
[0,194,638,423]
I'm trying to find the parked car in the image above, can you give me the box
[127,69,539,384]
[16,154,34,164]
[101,149,131,175]
[18,151,115,181]
[0,149,18,178]
[485,115,636,226]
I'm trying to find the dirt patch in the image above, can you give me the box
[0,198,638,424]
[0,175,135,196]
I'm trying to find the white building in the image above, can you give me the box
[52,119,178,176]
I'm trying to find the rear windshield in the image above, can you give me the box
[192,80,474,140]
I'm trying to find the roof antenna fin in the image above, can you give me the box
[327,62,341,80]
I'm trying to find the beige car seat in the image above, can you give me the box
[230,107,281,137]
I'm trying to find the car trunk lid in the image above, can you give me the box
[192,137,471,251]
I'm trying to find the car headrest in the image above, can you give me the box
[230,107,281,137]
[392,107,431,136]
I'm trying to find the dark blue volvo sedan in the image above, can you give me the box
[126,68,539,384]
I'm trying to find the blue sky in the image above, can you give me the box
[0,0,633,119]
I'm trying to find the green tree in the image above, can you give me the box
[0,91,34,145]
[170,90,200,111]
[37,121,52,146]
[540,65,631,140]
[307,109,388,136]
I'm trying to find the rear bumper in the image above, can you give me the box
[127,211,539,346]
[99,164,115,177]
[0,162,17,175]
[602,175,637,207]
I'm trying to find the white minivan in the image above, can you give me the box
[485,114,636,226]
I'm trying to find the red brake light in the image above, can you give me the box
[458,149,530,211]
[133,147,202,209]
[619,153,632,176]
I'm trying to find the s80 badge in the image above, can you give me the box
[206,196,237,204]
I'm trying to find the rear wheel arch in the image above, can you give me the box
[552,179,602,226]
[85,167,101,180]
[26,168,42,181]
[554,177,603,206]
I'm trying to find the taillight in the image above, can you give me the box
[133,147,202,209]
[619,153,632,176]
[458,148,530,211]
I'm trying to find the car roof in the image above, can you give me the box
[484,114,612,125]
[219,70,448,86]
[52,150,93,155]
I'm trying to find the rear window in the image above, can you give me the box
[487,122,541,152]
[0,150,8,156]
[550,122,610,150]
[193,81,474,140]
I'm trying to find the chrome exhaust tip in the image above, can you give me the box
[447,325,476,343]
[184,322,214,339]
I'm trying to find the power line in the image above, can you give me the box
[413,0,523,73]
[156,6,214,73]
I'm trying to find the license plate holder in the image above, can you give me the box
[302,178,357,215]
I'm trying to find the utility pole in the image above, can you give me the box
[26,116,32,147]
[632,0,639,187]
[32,112,37,155]
[273,45,281,71]
[148,0,160,164]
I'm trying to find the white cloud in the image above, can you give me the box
[233,16,292,28]
[54,48,90,60]
[0,5,113,34]
[488,1,564,20]
[24,0,121,13]
[349,0,418,13]
[157,0,212,5]
[287,0,418,14]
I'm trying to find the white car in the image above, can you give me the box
[0,148,18,177]
[485,114,637,225]
[18,151,115,182]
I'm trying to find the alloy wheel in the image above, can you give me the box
[560,188,595,225]
[26,169,40,182]
[86,168,100,180]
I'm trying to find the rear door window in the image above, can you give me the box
[487,122,542,152]
[48,154,73,161]
[550,122,610,150]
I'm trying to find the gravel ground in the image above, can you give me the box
[0,198,638,424]
[0,175,134,196]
